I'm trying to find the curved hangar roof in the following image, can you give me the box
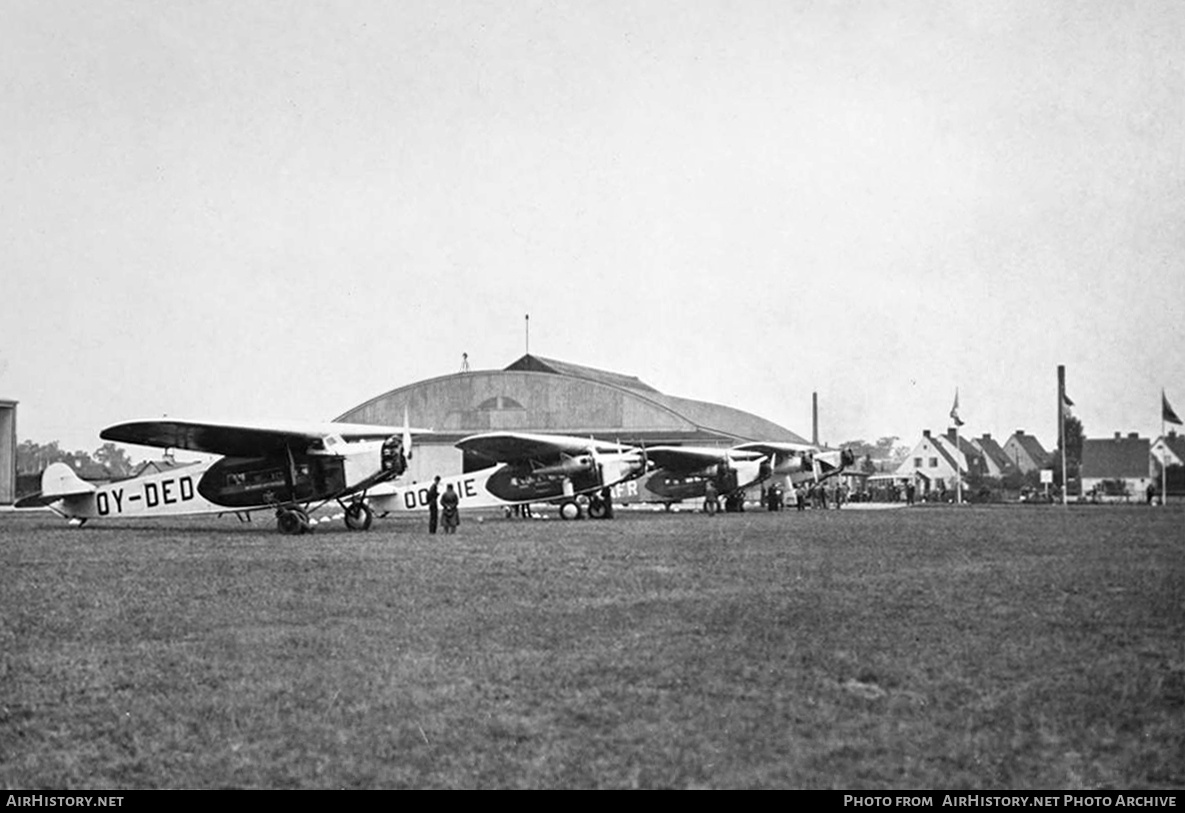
[336,355,807,447]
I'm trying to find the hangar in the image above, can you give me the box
[0,399,14,505]
[335,354,807,483]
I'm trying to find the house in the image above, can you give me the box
[1151,430,1185,468]
[893,428,981,497]
[131,458,198,478]
[971,433,1018,478]
[1150,431,1185,498]
[940,429,987,480]
[1002,430,1051,474]
[1080,433,1153,501]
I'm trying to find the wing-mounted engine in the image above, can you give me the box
[380,434,408,476]
[772,450,812,475]
[534,452,595,476]
[714,461,740,494]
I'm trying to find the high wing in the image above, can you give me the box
[456,432,636,463]
[642,445,767,472]
[100,418,431,457]
[731,441,818,457]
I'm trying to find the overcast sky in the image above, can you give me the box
[3,0,1183,455]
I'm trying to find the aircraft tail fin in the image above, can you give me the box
[14,462,97,507]
[41,462,97,498]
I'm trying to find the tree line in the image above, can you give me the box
[16,440,137,479]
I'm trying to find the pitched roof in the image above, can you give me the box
[945,429,985,465]
[131,459,200,478]
[504,355,659,393]
[1081,436,1151,479]
[974,434,1015,472]
[1155,432,1185,465]
[499,354,807,444]
[929,434,964,473]
[1010,432,1051,467]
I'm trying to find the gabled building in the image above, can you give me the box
[893,429,974,495]
[971,433,1017,478]
[1081,433,1153,500]
[1151,430,1185,468]
[939,429,987,479]
[131,458,199,478]
[1002,430,1051,474]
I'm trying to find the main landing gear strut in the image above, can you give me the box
[274,500,375,535]
[559,488,615,521]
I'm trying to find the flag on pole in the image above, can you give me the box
[1061,391,1074,414]
[949,389,965,427]
[1164,391,1183,426]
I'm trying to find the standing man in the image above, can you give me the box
[703,480,719,515]
[441,483,460,534]
[427,475,441,534]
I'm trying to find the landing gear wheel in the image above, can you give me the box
[344,502,373,531]
[277,508,309,535]
[587,496,607,520]
[559,500,582,520]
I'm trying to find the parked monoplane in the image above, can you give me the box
[17,417,428,534]
[367,431,647,519]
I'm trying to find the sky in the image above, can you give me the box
[3,0,1183,457]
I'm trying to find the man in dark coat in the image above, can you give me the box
[427,475,440,534]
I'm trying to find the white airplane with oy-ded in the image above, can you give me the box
[16,416,430,534]
[366,431,648,520]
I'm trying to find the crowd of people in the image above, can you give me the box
[703,479,858,513]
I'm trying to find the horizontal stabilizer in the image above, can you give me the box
[14,462,96,507]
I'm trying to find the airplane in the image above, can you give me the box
[366,431,647,520]
[619,442,855,510]
[15,417,429,534]
[625,445,772,510]
[731,442,856,486]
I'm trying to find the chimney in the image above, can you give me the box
[1128,432,1139,439]
[923,429,931,439]
[1114,432,1121,439]
[1016,429,1025,436]
[812,392,818,446]
[981,433,991,441]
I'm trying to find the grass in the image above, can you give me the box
[1,505,1182,789]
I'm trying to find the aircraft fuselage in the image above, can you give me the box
[39,439,403,522]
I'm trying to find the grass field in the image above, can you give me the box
[2,505,1183,789]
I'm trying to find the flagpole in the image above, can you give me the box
[955,407,962,505]
[950,388,963,504]
[1162,409,1167,508]
[1058,365,1067,507]
[1162,389,1167,508]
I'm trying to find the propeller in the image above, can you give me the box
[402,406,413,460]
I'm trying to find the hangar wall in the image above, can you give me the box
[335,355,806,483]
[0,400,16,505]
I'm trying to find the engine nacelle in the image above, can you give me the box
[535,454,595,476]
